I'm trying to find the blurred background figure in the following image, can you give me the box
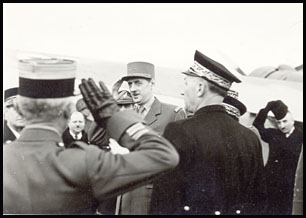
[253,100,303,215]
[62,111,88,148]
[112,78,135,111]
[3,87,25,144]
[76,98,94,134]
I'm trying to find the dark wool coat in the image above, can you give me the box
[150,105,268,215]
[253,108,303,215]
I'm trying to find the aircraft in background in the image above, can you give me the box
[4,48,303,124]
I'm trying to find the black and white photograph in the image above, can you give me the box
[3,3,303,215]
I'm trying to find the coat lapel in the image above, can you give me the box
[144,98,162,126]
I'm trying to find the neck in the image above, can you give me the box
[27,119,67,135]
[195,94,224,112]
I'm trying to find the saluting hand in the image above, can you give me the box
[79,78,120,128]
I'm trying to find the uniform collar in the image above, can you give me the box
[140,95,155,112]
[18,124,63,142]
[285,126,295,138]
[194,104,227,116]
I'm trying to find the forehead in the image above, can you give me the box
[70,112,84,120]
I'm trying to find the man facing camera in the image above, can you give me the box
[62,111,89,148]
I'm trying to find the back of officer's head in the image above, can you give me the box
[15,58,77,124]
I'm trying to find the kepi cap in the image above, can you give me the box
[18,58,76,98]
[122,62,155,81]
[222,90,247,119]
[183,50,241,90]
[76,98,87,111]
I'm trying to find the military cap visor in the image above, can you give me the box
[4,87,19,107]
[5,87,18,100]
[183,50,241,90]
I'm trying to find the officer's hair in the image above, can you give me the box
[206,81,227,97]
[16,96,74,122]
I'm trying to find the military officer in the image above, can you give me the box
[150,50,267,215]
[3,58,179,214]
[253,100,303,215]
[116,61,187,215]
[3,87,25,144]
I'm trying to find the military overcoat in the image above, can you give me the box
[150,105,267,215]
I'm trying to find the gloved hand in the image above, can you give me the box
[79,78,120,128]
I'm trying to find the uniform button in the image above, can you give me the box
[236,210,241,214]
[215,211,221,215]
[275,160,279,162]
[296,189,299,192]
[58,142,65,147]
[184,206,190,211]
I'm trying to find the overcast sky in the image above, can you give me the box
[3,3,303,74]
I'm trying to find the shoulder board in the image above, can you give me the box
[174,106,183,113]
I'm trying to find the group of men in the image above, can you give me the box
[3,50,303,215]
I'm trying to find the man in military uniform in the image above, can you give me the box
[253,100,303,215]
[3,87,25,144]
[117,61,187,215]
[3,58,179,214]
[150,50,267,215]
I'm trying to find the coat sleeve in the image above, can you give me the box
[252,108,274,142]
[85,110,180,201]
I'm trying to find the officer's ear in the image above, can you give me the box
[197,78,206,97]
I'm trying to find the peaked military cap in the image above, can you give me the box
[76,98,87,111]
[222,90,247,119]
[116,90,134,105]
[122,62,155,81]
[4,87,19,107]
[271,100,288,120]
[183,50,241,90]
[18,58,76,98]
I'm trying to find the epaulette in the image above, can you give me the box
[174,106,183,113]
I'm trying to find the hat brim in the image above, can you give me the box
[122,75,152,81]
